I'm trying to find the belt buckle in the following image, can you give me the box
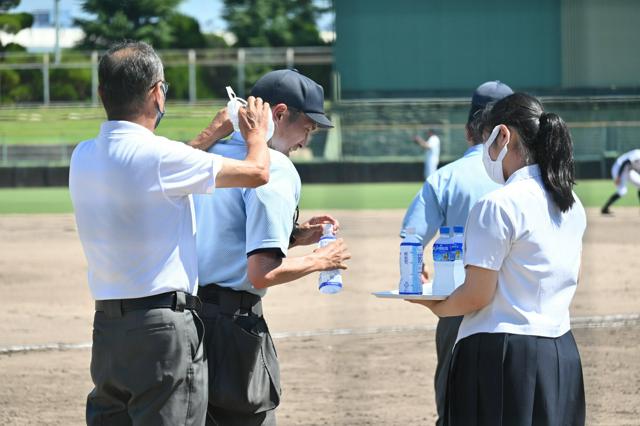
[239,293,261,316]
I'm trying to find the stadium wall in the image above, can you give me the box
[0,160,613,187]
[334,0,640,98]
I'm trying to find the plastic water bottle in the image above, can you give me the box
[432,226,455,295]
[452,226,465,288]
[318,224,343,294]
[226,86,275,141]
[399,227,423,294]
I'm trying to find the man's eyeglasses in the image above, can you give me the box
[150,80,169,97]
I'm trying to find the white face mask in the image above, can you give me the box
[482,125,509,184]
[226,86,275,141]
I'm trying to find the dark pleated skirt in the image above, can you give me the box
[446,331,585,426]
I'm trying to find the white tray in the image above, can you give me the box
[373,283,448,300]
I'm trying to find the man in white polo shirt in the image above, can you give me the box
[69,41,271,426]
[193,69,351,425]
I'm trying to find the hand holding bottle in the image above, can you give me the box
[317,224,350,294]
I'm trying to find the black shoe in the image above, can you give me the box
[601,208,613,215]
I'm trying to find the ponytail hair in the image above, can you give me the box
[534,112,575,212]
[481,93,576,212]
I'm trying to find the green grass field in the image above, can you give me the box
[0,104,225,145]
[0,181,636,214]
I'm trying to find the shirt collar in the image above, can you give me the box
[226,131,247,146]
[99,120,155,136]
[463,144,483,157]
[506,164,541,185]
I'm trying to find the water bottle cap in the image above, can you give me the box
[453,226,464,233]
[322,223,334,235]
[404,227,416,235]
[440,226,450,235]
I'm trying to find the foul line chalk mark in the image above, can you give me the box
[1,313,638,356]
[0,342,92,356]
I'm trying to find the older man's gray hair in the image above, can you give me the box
[98,41,164,120]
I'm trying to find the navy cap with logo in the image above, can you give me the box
[468,80,514,122]
[250,69,333,128]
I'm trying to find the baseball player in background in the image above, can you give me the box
[601,148,640,215]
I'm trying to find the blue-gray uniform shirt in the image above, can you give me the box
[193,132,301,297]
[401,144,500,243]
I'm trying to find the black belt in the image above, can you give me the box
[95,291,202,317]
[198,284,262,317]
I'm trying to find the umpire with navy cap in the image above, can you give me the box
[250,69,334,129]
[468,80,515,123]
[401,80,513,426]
[193,69,350,425]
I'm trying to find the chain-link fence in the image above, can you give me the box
[2,96,640,176]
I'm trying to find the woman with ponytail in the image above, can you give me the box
[410,93,586,425]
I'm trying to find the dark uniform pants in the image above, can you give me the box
[199,285,281,426]
[86,294,207,426]
[434,316,463,426]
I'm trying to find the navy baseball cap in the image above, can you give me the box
[250,69,333,128]
[468,80,514,122]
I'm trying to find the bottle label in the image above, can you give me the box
[433,242,450,262]
[451,242,463,261]
[318,236,336,247]
[318,235,341,290]
[399,244,423,294]
[319,269,342,285]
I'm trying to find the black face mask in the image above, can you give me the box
[154,107,165,129]
[154,81,169,129]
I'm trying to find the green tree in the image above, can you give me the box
[0,0,34,103]
[75,0,206,49]
[221,0,331,95]
[204,33,230,49]
[0,0,33,52]
[222,0,327,47]
[168,13,206,48]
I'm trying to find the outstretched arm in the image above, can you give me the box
[413,135,429,149]
[247,239,351,289]
[408,265,498,317]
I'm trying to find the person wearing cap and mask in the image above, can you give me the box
[193,69,351,426]
[400,81,513,426]
[70,41,272,426]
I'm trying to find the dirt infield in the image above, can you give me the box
[0,208,639,425]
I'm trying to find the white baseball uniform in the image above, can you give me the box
[611,149,640,196]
